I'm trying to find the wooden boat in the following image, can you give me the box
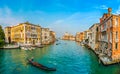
[28,59,56,71]
[56,43,61,45]
[0,45,20,49]
[56,43,59,45]
[37,45,44,48]
[20,46,35,50]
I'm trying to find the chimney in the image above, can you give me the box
[108,8,112,14]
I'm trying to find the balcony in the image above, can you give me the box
[31,34,37,38]
[14,36,21,38]
[101,27,107,32]
[26,32,31,38]
[101,36,108,42]
[31,36,37,38]
[101,39,108,43]
[26,36,31,38]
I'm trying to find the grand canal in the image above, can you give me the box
[0,40,120,74]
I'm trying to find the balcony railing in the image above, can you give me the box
[101,27,107,32]
[31,36,37,38]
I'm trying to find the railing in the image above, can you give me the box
[14,36,21,38]
[101,26,107,32]
[31,36,37,38]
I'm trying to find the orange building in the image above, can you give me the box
[75,32,84,42]
[62,32,75,40]
[62,32,69,40]
[98,8,120,61]
[75,32,80,42]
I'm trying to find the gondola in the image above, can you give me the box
[56,43,59,45]
[28,59,56,71]
[56,43,61,45]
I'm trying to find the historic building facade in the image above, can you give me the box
[62,32,75,41]
[5,22,56,45]
[10,22,41,45]
[41,28,51,45]
[98,8,120,61]
[75,32,84,42]
[50,31,56,43]
[88,23,99,50]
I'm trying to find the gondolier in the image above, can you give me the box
[28,58,56,71]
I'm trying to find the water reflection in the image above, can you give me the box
[0,50,5,74]
[1,40,120,74]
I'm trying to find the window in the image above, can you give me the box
[116,31,118,39]
[110,32,112,43]
[115,18,118,26]
[115,43,118,49]
[110,19,112,27]
[96,27,98,32]
[8,32,10,34]
[106,33,108,41]
[45,36,47,39]
[104,23,107,30]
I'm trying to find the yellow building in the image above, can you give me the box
[6,22,41,45]
[4,27,11,43]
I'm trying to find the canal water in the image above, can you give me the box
[0,40,120,74]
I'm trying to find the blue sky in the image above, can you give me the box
[0,0,120,37]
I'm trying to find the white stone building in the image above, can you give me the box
[88,23,99,50]
[41,28,50,45]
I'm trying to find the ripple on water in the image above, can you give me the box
[1,41,120,74]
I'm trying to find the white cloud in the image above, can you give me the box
[47,12,101,37]
[0,6,10,16]
[0,6,50,28]
[51,20,63,25]
[116,6,120,14]
[95,5,108,10]
[0,6,24,28]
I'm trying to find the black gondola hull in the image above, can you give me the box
[28,59,56,71]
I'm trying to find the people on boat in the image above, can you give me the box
[28,58,56,71]
[30,57,34,62]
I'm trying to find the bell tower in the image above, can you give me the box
[108,8,112,14]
